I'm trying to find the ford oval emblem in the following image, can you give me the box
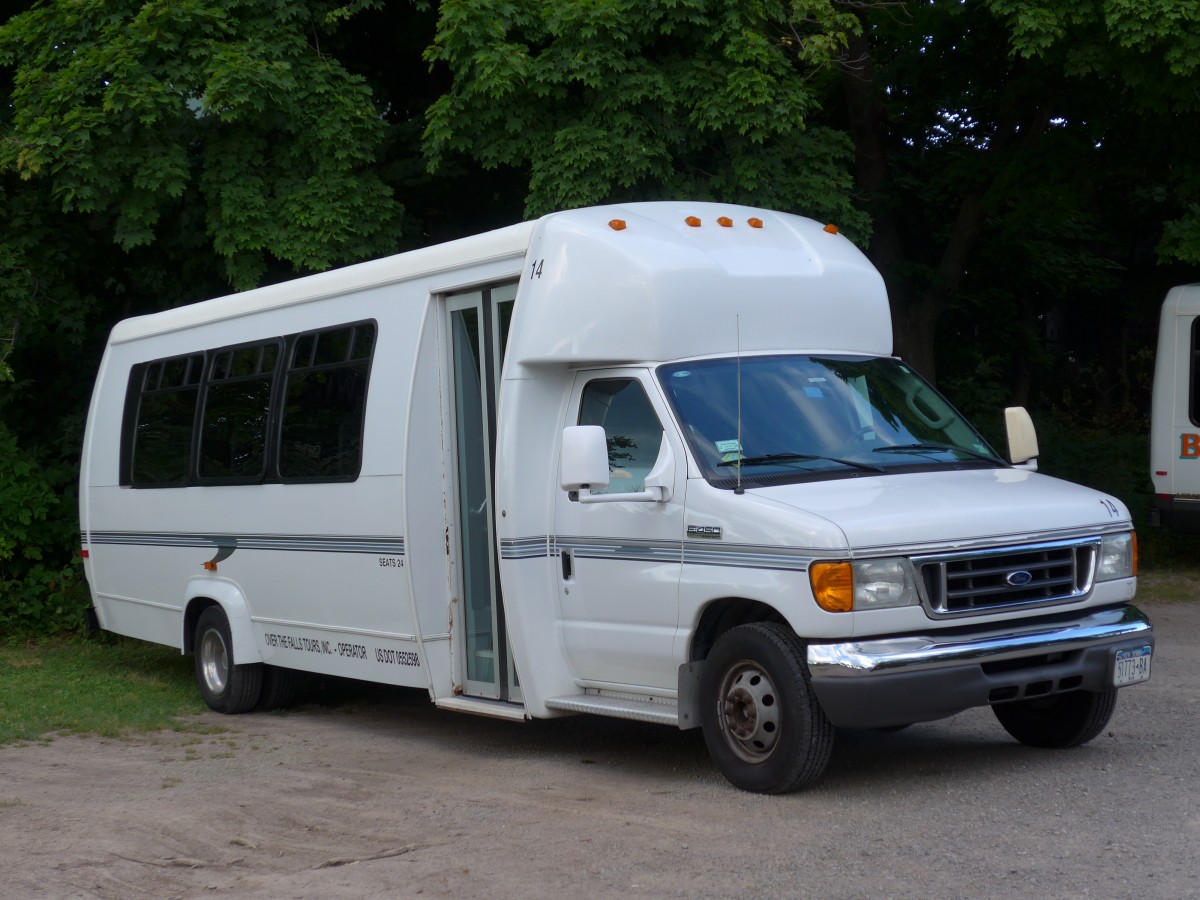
[1006,570,1034,587]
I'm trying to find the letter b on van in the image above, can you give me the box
[1182,433,1200,459]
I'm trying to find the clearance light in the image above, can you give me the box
[747,217,763,229]
[717,216,733,227]
[823,223,839,234]
[685,216,702,227]
[203,561,218,571]
[609,219,627,231]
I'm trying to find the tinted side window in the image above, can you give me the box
[198,342,279,481]
[129,354,204,485]
[578,379,663,494]
[279,323,375,480]
[1191,317,1200,426]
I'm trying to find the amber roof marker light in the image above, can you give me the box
[823,223,840,234]
[608,219,627,231]
[747,217,764,229]
[717,216,733,227]
[685,215,702,227]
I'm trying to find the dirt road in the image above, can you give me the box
[3,602,1197,899]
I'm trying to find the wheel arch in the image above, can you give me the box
[182,578,262,663]
[688,597,790,663]
[677,597,791,732]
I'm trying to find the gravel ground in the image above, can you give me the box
[1,601,1196,899]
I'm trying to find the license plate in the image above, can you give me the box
[1114,645,1152,686]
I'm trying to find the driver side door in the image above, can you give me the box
[552,370,686,690]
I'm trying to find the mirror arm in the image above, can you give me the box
[576,486,665,504]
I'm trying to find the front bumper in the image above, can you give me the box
[806,605,1153,729]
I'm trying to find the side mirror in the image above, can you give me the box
[560,426,610,491]
[1005,407,1039,470]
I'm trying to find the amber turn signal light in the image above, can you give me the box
[810,561,854,612]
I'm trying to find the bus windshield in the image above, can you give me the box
[657,354,1003,488]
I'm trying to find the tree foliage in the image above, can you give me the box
[985,0,1200,266]
[424,0,867,232]
[839,0,1200,382]
[1,0,404,292]
[0,0,410,635]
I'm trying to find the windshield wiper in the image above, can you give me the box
[873,443,1003,465]
[719,453,884,473]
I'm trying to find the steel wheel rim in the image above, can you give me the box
[717,660,781,763]
[199,628,229,696]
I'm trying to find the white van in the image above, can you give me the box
[1151,284,1200,533]
[80,202,1152,793]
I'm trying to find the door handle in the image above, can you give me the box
[560,549,574,582]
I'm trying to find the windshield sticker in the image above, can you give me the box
[715,439,742,454]
[672,370,691,378]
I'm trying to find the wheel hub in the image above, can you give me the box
[199,628,229,695]
[719,663,781,762]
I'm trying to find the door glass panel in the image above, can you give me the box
[578,379,664,494]
[451,306,496,690]
[492,288,520,696]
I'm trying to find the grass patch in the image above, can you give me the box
[1137,569,1200,604]
[0,637,207,745]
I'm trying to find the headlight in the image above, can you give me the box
[1096,532,1137,582]
[810,558,922,612]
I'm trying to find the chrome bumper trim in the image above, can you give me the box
[806,605,1152,678]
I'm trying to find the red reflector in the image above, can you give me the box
[80,549,90,559]
[1154,471,1168,477]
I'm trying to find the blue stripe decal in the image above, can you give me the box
[500,536,551,560]
[501,535,816,573]
[87,531,405,556]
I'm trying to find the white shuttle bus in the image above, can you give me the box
[80,202,1152,793]
[1151,284,1200,533]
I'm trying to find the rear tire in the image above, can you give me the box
[699,622,834,794]
[993,689,1117,748]
[193,606,262,714]
[257,665,300,711]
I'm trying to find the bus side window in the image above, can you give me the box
[278,323,375,480]
[126,353,204,486]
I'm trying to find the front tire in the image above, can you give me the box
[194,606,263,714]
[993,689,1117,748]
[699,622,834,794]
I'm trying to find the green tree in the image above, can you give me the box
[840,0,1200,384]
[0,0,413,634]
[424,0,867,231]
[1,0,405,292]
